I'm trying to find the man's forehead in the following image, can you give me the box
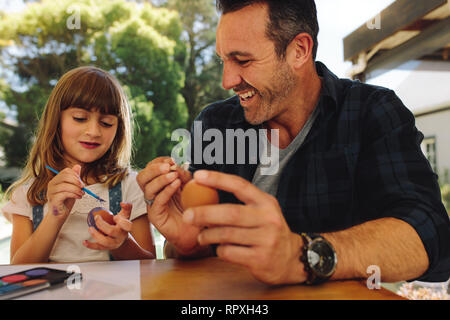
[216,4,270,58]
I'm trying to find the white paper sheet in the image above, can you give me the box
[0,260,141,300]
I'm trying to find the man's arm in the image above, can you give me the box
[324,217,429,282]
[355,89,450,282]
[183,170,440,285]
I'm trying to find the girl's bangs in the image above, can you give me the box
[60,68,122,116]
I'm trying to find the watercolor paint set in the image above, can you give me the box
[0,267,81,300]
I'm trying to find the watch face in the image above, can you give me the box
[307,240,336,277]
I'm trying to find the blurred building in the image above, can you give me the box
[344,0,450,179]
[395,60,450,180]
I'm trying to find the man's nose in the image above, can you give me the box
[222,62,242,91]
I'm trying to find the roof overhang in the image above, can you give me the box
[414,103,450,117]
[343,0,450,80]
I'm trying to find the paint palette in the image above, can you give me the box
[0,267,81,300]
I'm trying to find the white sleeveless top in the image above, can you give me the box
[1,171,147,263]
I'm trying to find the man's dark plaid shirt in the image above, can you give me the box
[189,62,450,282]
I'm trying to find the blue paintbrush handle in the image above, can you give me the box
[44,165,59,175]
[44,165,105,202]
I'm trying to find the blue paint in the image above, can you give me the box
[25,269,49,277]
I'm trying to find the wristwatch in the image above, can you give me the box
[300,233,337,285]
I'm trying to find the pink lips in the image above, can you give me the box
[80,141,100,149]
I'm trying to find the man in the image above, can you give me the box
[137,0,450,285]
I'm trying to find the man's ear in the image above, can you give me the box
[286,32,314,70]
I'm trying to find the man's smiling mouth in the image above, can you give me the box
[238,90,256,101]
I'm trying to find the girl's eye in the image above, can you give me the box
[101,121,113,128]
[73,117,86,122]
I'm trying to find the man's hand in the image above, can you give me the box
[182,170,307,285]
[136,157,206,256]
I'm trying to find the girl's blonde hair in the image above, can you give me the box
[7,66,133,206]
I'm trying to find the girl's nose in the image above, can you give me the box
[85,120,101,137]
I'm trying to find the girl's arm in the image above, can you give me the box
[110,214,156,260]
[10,212,67,264]
[11,165,84,264]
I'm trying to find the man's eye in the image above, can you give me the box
[237,60,250,65]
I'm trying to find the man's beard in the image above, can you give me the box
[242,61,296,125]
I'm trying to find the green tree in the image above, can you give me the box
[0,0,187,169]
[159,0,232,129]
[441,184,450,214]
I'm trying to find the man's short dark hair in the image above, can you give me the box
[216,0,319,60]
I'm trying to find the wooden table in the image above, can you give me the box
[140,257,405,300]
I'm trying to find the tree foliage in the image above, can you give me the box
[160,0,232,129]
[0,0,187,168]
[441,184,450,214]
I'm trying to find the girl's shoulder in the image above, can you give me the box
[8,178,34,199]
[1,179,34,219]
[120,169,139,188]
[118,168,144,199]
[118,169,146,219]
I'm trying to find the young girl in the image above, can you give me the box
[2,66,156,264]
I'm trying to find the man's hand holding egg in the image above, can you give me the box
[181,170,306,285]
[137,158,304,284]
[137,157,206,255]
[181,180,219,210]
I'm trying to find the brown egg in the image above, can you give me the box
[181,180,219,210]
[87,207,116,235]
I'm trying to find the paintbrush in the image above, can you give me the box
[44,165,106,203]
[170,162,192,184]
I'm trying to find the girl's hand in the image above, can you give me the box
[83,202,133,251]
[46,164,85,219]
